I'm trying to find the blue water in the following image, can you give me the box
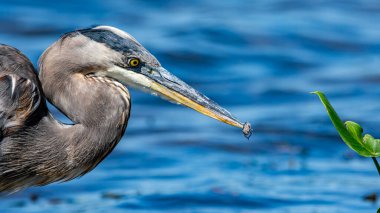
[1,0,380,212]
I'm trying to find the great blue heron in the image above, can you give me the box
[0,26,251,192]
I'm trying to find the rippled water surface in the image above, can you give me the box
[1,0,380,212]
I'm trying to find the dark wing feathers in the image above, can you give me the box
[0,74,41,136]
[0,45,44,138]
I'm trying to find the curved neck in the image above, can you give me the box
[1,70,132,190]
[36,70,131,179]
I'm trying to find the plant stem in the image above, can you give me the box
[372,157,380,176]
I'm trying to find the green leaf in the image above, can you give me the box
[363,134,380,157]
[344,121,363,144]
[312,91,372,157]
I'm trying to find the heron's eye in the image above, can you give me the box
[128,58,140,67]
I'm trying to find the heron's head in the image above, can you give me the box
[40,26,250,135]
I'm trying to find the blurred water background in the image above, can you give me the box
[0,0,380,212]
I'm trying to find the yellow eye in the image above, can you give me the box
[128,58,140,67]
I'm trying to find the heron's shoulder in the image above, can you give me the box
[0,44,38,83]
[0,45,46,137]
[0,73,45,136]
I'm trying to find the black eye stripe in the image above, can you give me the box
[79,29,141,53]
[73,28,161,67]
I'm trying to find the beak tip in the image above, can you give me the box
[242,122,253,139]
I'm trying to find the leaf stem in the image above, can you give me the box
[372,157,380,176]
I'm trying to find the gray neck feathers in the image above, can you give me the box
[12,45,131,187]
[37,61,131,179]
[2,68,131,191]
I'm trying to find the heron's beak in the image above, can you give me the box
[106,66,246,130]
[147,67,245,129]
